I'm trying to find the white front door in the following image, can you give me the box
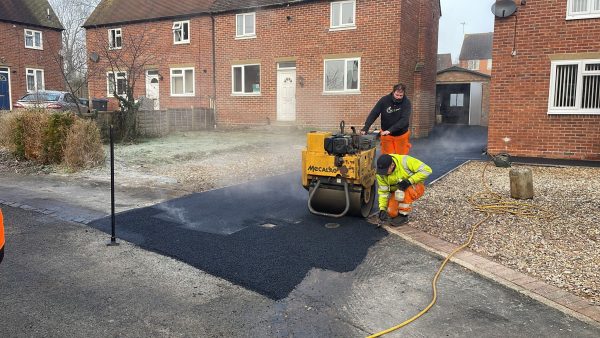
[277,67,296,121]
[146,70,160,110]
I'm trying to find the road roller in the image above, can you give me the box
[301,121,377,218]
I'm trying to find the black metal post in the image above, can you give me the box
[108,124,119,246]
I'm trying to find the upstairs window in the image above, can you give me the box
[324,57,360,93]
[236,13,256,38]
[330,0,356,29]
[567,0,600,19]
[107,72,127,96]
[173,20,190,44]
[24,29,43,49]
[548,59,600,114]
[26,68,44,92]
[467,60,480,71]
[232,64,260,94]
[108,28,122,49]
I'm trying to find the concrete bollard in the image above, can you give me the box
[509,167,534,199]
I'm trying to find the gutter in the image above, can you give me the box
[211,15,217,129]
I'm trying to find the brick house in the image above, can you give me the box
[459,32,493,76]
[212,0,440,136]
[489,0,600,160]
[0,0,64,110]
[436,66,490,126]
[84,0,440,137]
[437,53,453,71]
[83,1,215,112]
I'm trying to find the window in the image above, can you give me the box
[108,28,122,49]
[236,13,255,38]
[549,59,600,114]
[467,60,480,71]
[330,1,356,29]
[26,68,44,92]
[449,93,464,107]
[107,72,127,96]
[173,20,190,44]
[232,64,260,94]
[170,68,195,96]
[487,59,493,70]
[324,58,360,93]
[24,29,43,49]
[567,0,600,19]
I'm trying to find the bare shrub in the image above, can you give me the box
[21,110,50,162]
[0,111,19,150]
[63,118,105,170]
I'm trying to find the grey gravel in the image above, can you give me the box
[411,161,600,305]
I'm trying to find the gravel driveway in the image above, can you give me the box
[411,161,599,305]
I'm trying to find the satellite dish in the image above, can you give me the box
[491,0,517,18]
[89,52,99,63]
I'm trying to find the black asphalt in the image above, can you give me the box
[89,125,490,300]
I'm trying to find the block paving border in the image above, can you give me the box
[384,223,600,328]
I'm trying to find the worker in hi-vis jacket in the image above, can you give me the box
[375,154,432,226]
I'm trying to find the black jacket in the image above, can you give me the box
[361,93,411,136]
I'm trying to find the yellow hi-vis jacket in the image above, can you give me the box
[376,154,432,211]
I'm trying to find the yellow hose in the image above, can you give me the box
[367,161,556,338]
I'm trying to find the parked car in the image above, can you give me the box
[14,91,90,115]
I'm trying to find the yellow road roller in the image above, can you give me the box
[301,121,377,218]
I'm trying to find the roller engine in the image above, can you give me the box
[302,121,377,218]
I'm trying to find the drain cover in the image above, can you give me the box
[324,223,340,229]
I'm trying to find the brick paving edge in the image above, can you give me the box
[384,224,600,328]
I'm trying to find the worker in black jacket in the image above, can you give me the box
[360,83,412,155]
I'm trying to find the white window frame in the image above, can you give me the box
[107,71,128,96]
[323,57,361,94]
[449,93,464,107]
[108,28,122,49]
[231,64,261,95]
[173,20,190,44]
[566,0,600,20]
[26,68,45,92]
[235,13,256,38]
[170,67,195,96]
[548,59,600,115]
[330,0,356,30]
[24,29,43,50]
[487,59,493,70]
[467,60,480,71]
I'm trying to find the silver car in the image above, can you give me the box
[14,90,90,115]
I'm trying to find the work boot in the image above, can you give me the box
[390,215,409,227]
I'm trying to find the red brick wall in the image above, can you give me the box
[214,0,439,135]
[0,22,63,107]
[489,0,600,160]
[86,16,214,110]
[411,0,441,137]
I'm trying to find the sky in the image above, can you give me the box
[438,0,496,63]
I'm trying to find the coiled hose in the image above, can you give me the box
[367,161,556,337]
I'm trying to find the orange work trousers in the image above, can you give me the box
[0,208,4,263]
[387,183,425,218]
[380,131,411,155]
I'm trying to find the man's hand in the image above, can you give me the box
[380,130,391,136]
[398,179,411,191]
[360,130,367,135]
[378,210,388,221]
